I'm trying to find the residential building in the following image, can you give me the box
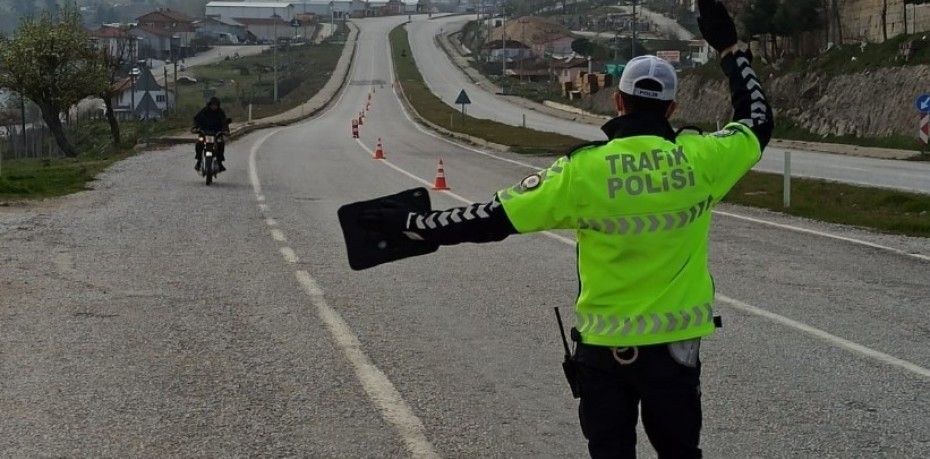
[129,26,175,60]
[233,16,296,42]
[197,16,249,44]
[89,25,132,58]
[135,8,197,56]
[485,40,533,62]
[488,16,575,59]
[199,16,250,43]
[110,68,172,120]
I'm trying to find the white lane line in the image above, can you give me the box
[385,30,929,262]
[294,270,439,458]
[356,137,930,381]
[279,246,299,264]
[257,194,266,202]
[247,46,440,454]
[249,129,282,196]
[258,203,269,212]
[715,210,930,262]
[717,294,930,379]
[270,228,287,242]
[354,138,574,246]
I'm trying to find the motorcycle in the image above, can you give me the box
[194,121,230,186]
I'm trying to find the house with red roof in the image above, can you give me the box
[133,8,199,59]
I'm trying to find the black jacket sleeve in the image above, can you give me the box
[193,108,207,128]
[402,196,517,246]
[721,49,774,149]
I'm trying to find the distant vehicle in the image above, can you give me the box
[216,32,240,45]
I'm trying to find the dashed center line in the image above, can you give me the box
[279,246,299,264]
[270,228,287,242]
[247,65,440,457]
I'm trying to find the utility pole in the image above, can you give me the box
[631,0,637,60]
[20,91,26,155]
[273,7,279,102]
[501,5,506,93]
[130,38,137,119]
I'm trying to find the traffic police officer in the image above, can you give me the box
[340,1,772,456]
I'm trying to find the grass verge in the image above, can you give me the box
[390,24,585,154]
[726,171,930,237]
[0,121,175,200]
[0,154,129,199]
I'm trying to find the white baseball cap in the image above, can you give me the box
[618,55,678,101]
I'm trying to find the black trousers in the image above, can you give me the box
[574,342,702,459]
[195,142,225,162]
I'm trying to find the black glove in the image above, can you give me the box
[357,203,413,233]
[338,188,439,270]
[697,0,738,53]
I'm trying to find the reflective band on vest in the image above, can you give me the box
[575,303,714,347]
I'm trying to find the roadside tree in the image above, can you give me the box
[0,7,107,157]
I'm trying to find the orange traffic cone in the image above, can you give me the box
[358,112,364,125]
[374,138,385,159]
[351,119,359,138]
[432,158,450,190]
[368,92,372,101]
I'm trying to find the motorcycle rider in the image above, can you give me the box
[192,97,230,172]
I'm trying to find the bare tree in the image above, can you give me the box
[881,0,888,41]
[831,0,844,44]
[92,28,132,147]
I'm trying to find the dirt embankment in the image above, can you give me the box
[674,65,930,138]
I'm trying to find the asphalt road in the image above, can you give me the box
[2,16,930,457]
[407,16,930,195]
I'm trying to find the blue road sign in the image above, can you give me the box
[916,94,930,113]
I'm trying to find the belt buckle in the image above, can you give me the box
[611,346,638,365]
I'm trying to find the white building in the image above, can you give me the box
[206,2,297,22]
[110,68,172,120]
[291,0,354,19]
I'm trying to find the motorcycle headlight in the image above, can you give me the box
[205,152,213,157]
[198,136,205,143]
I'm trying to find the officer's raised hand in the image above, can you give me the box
[697,0,739,53]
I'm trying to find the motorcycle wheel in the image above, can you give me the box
[205,156,214,185]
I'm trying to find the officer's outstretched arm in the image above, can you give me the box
[399,197,518,246]
[340,157,577,269]
[400,155,577,244]
[698,0,774,149]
